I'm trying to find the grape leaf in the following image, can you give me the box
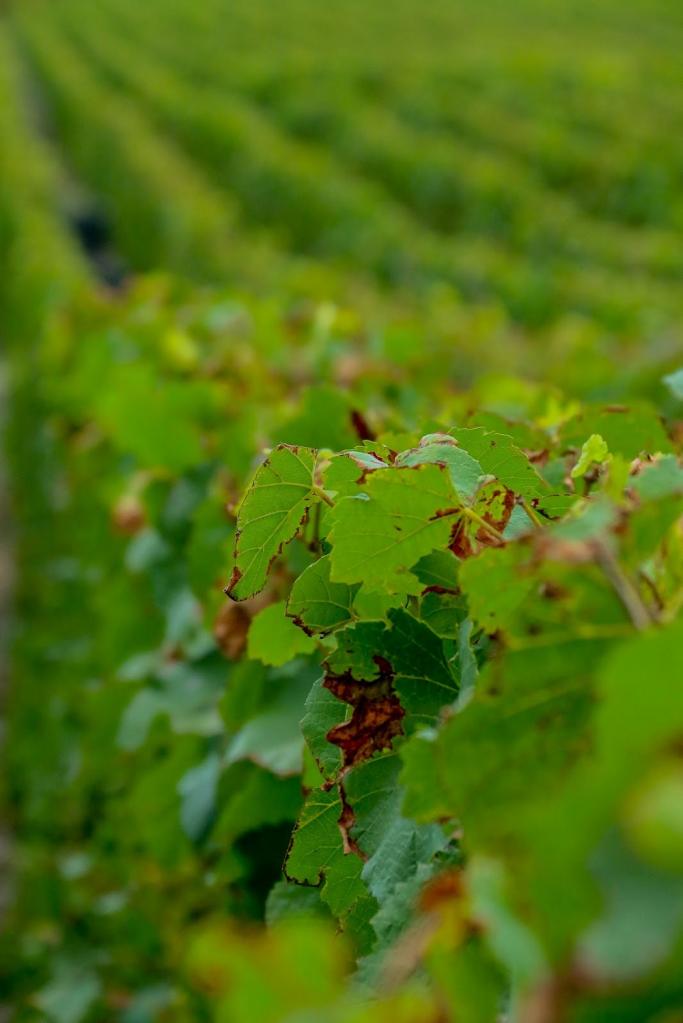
[345,752,447,903]
[571,433,610,479]
[450,427,548,499]
[560,406,673,459]
[287,555,359,635]
[247,600,317,666]
[301,675,348,781]
[401,638,606,839]
[396,436,482,501]
[284,786,369,917]
[225,673,313,776]
[459,544,536,635]
[227,445,318,600]
[328,463,459,594]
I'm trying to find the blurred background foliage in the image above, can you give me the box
[1,0,683,1020]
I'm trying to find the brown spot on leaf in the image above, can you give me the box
[449,486,514,559]
[324,656,404,769]
[430,506,460,521]
[338,788,366,859]
[539,580,569,601]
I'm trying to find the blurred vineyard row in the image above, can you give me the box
[2,1,683,1021]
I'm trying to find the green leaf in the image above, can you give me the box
[228,445,318,600]
[400,639,605,838]
[213,763,303,846]
[630,455,683,500]
[459,544,536,635]
[571,433,610,478]
[301,675,348,780]
[397,435,482,501]
[384,609,458,728]
[450,427,547,499]
[265,880,333,925]
[287,555,359,634]
[225,673,313,776]
[247,600,317,666]
[285,786,369,917]
[328,463,458,594]
[276,385,358,450]
[178,751,221,841]
[413,549,460,590]
[560,406,673,459]
[345,752,447,903]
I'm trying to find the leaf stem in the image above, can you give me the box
[594,540,655,632]
[312,485,334,508]
[462,506,505,543]
[521,498,543,530]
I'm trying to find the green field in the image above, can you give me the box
[2,1,683,1020]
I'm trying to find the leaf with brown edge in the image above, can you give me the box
[287,555,359,635]
[325,665,405,771]
[325,611,458,734]
[284,784,371,918]
[450,427,549,500]
[450,480,516,559]
[226,444,318,601]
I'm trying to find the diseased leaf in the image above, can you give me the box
[326,610,457,733]
[449,478,515,558]
[345,752,447,904]
[285,786,369,917]
[301,675,348,781]
[227,445,318,600]
[323,666,405,771]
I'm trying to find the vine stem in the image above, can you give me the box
[312,485,334,508]
[593,540,655,632]
[521,498,543,529]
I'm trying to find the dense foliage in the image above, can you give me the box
[1,1,683,1021]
